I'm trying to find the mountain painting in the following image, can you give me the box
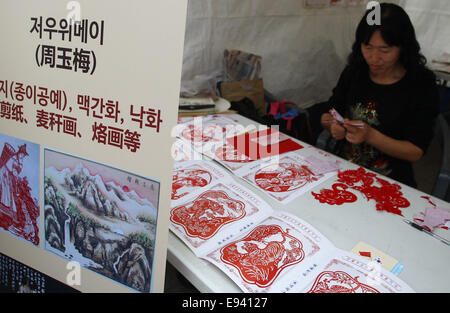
[44,149,160,292]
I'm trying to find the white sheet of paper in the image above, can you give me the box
[169,180,273,257]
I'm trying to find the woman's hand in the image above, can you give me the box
[321,113,346,140]
[344,119,372,144]
[330,122,347,140]
[322,116,423,162]
[344,119,423,162]
[320,113,334,130]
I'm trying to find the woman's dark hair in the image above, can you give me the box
[348,3,429,79]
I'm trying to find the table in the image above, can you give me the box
[167,114,450,293]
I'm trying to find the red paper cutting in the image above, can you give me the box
[0,143,39,246]
[255,163,318,193]
[215,144,253,163]
[307,271,380,293]
[355,177,410,216]
[311,183,357,205]
[220,224,305,288]
[337,167,376,187]
[420,195,437,207]
[170,190,246,239]
[359,251,372,258]
[312,167,410,216]
[171,169,212,200]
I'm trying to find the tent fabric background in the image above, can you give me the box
[399,0,450,63]
[181,0,448,109]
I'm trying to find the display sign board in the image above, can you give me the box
[0,0,187,292]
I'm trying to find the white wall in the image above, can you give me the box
[180,0,450,109]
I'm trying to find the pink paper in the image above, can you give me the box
[329,108,345,124]
[329,108,364,128]
[414,206,450,232]
[304,155,340,175]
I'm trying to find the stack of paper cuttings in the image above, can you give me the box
[169,160,415,293]
[175,114,240,149]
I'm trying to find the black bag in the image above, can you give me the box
[229,97,266,124]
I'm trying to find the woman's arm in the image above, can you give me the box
[344,120,424,162]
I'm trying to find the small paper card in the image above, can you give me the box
[351,241,403,275]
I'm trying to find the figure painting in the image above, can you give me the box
[0,134,40,246]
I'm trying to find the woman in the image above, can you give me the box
[320,3,439,188]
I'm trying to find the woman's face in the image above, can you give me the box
[361,30,402,75]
